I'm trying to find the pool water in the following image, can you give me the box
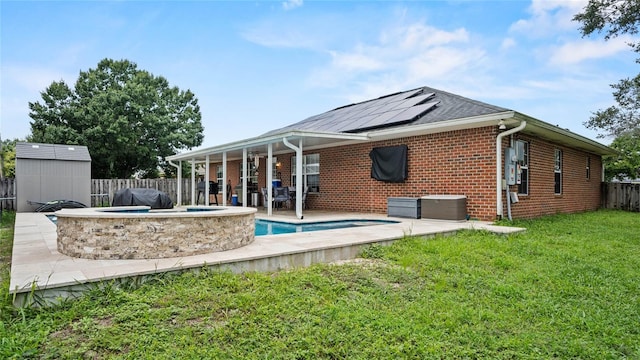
[46,215,398,236]
[255,219,398,236]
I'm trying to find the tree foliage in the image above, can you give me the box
[604,132,640,180]
[28,59,204,178]
[0,139,17,178]
[574,0,640,138]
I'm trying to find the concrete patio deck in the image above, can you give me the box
[9,209,524,306]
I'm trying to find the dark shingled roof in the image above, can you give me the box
[16,142,91,162]
[263,86,510,136]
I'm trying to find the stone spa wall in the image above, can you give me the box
[56,206,257,260]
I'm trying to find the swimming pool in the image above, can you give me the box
[47,215,399,236]
[255,219,398,236]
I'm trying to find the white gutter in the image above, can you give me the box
[496,120,527,219]
[283,137,303,219]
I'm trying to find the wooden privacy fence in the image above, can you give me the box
[3,178,636,211]
[601,182,640,212]
[90,178,198,207]
[0,177,16,211]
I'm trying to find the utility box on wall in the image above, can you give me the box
[15,142,92,212]
[387,197,421,219]
[421,195,467,221]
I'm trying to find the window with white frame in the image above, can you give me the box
[216,165,223,184]
[554,149,562,194]
[517,140,529,195]
[271,157,279,179]
[240,160,258,185]
[586,156,591,180]
[292,153,320,192]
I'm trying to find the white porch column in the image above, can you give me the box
[190,158,196,206]
[283,137,303,219]
[222,151,228,206]
[267,143,273,216]
[177,161,182,206]
[242,148,247,208]
[205,155,210,206]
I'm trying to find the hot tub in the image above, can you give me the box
[55,206,256,260]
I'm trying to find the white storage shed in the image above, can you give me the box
[15,142,91,212]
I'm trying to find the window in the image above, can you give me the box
[216,165,223,184]
[554,149,562,194]
[516,140,529,195]
[271,157,279,179]
[586,156,591,179]
[292,153,319,192]
[240,160,258,185]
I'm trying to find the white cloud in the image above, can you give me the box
[501,37,517,50]
[282,0,303,11]
[509,0,587,37]
[548,36,633,65]
[328,50,384,72]
[2,64,75,93]
[307,22,481,93]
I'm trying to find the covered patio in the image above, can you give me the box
[166,131,369,219]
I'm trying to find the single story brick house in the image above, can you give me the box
[167,86,614,221]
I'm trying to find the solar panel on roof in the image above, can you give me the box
[359,108,408,129]
[382,100,440,125]
[375,88,423,104]
[284,88,437,133]
[374,99,405,113]
[395,93,435,109]
[336,113,381,132]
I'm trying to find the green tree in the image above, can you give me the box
[28,58,204,178]
[0,139,17,178]
[574,0,640,137]
[604,132,640,180]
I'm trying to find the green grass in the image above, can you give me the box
[1,210,639,359]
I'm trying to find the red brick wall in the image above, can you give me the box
[505,134,603,219]
[311,127,499,220]
[207,127,603,221]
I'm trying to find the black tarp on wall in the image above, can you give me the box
[369,145,408,183]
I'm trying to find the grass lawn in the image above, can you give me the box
[1,210,638,359]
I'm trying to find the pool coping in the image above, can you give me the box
[9,209,525,306]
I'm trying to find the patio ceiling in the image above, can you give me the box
[166,130,370,163]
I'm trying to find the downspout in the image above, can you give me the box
[283,137,303,219]
[169,160,181,206]
[496,120,527,219]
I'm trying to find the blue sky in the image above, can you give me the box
[1,0,637,148]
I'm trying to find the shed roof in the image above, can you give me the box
[16,142,91,162]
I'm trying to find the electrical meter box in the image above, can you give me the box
[505,148,517,185]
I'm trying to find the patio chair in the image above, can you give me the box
[273,186,290,210]
[261,187,271,209]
